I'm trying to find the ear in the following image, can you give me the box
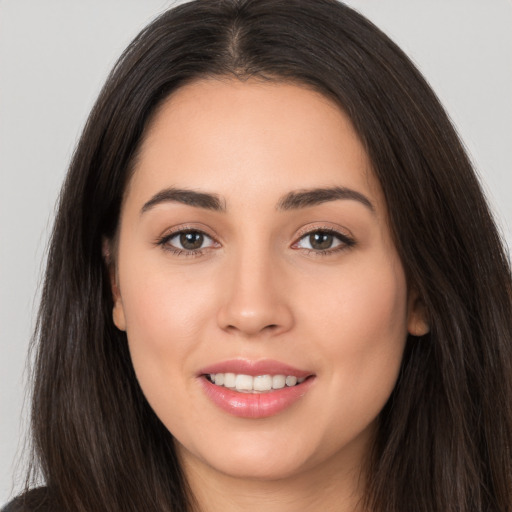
[102,238,126,332]
[406,289,430,337]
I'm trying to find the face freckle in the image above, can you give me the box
[109,78,427,489]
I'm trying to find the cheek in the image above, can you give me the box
[299,251,408,341]
[339,265,408,354]
[298,253,408,416]
[117,257,225,432]
[117,254,218,384]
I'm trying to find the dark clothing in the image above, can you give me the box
[2,488,51,512]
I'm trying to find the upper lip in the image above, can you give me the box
[198,359,313,378]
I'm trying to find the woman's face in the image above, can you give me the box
[110,79,427,483]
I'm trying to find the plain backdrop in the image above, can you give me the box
[1,0,510,503]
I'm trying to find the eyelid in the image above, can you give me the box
[154,222,355,256]
[168,231,216,248]
[293,223,354,241]
[155,223,221,255]
[291,223,356,253]
[157,223,220,241]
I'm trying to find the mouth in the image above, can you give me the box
[204,372,308,393]
[198,359,315,418]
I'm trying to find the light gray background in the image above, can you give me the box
[1,0,510,503]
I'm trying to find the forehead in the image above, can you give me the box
[126,78,383,212]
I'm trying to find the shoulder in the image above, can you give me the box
[2,488,52,512]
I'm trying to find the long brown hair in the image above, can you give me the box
[20,1,512,510]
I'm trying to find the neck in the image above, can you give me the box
[180,446,369,512]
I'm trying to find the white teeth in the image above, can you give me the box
[285,375,297,387]
[207,372,306,392]
[235,374,253,391]
[272,375,286,389]
[224,373,236,388]
[253,375,272,391]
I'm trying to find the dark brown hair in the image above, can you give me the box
[19,0,512,511]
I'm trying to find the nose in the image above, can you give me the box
[216,247,294,338]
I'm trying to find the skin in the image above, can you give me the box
[109,79,429,512]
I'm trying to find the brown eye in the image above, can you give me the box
[179,232,204,250]
[309,232,334,250]
[295,229,354,253]
[161,230,216,253]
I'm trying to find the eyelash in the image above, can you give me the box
[156,227,356,257]
[155,227,218,258]
[292,227,356,256]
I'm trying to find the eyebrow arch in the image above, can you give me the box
[277,186,375,213]
[140,187,226,215]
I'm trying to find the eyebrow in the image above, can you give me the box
[141,187,226,215]
[140,185,374,216]
[276,186,375,213]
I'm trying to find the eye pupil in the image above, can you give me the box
[310,232,333,250]
[180,232,204,250]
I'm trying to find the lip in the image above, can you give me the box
[198,358,312,378]
[198,359,315,419]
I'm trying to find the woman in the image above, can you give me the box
[4,0,511,510]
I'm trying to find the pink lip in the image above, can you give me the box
[198,359,315,419]
[199,359,312,378]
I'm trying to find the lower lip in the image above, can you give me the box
[199,376,315,419]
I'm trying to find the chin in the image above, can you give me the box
[175,426,319,481]
[201,450,312,482]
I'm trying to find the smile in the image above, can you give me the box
[198,360,315,418]
[205,373,306,393]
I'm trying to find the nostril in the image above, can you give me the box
[258,324,280,333]
[225,323,279,335]
[217,299,295,336]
